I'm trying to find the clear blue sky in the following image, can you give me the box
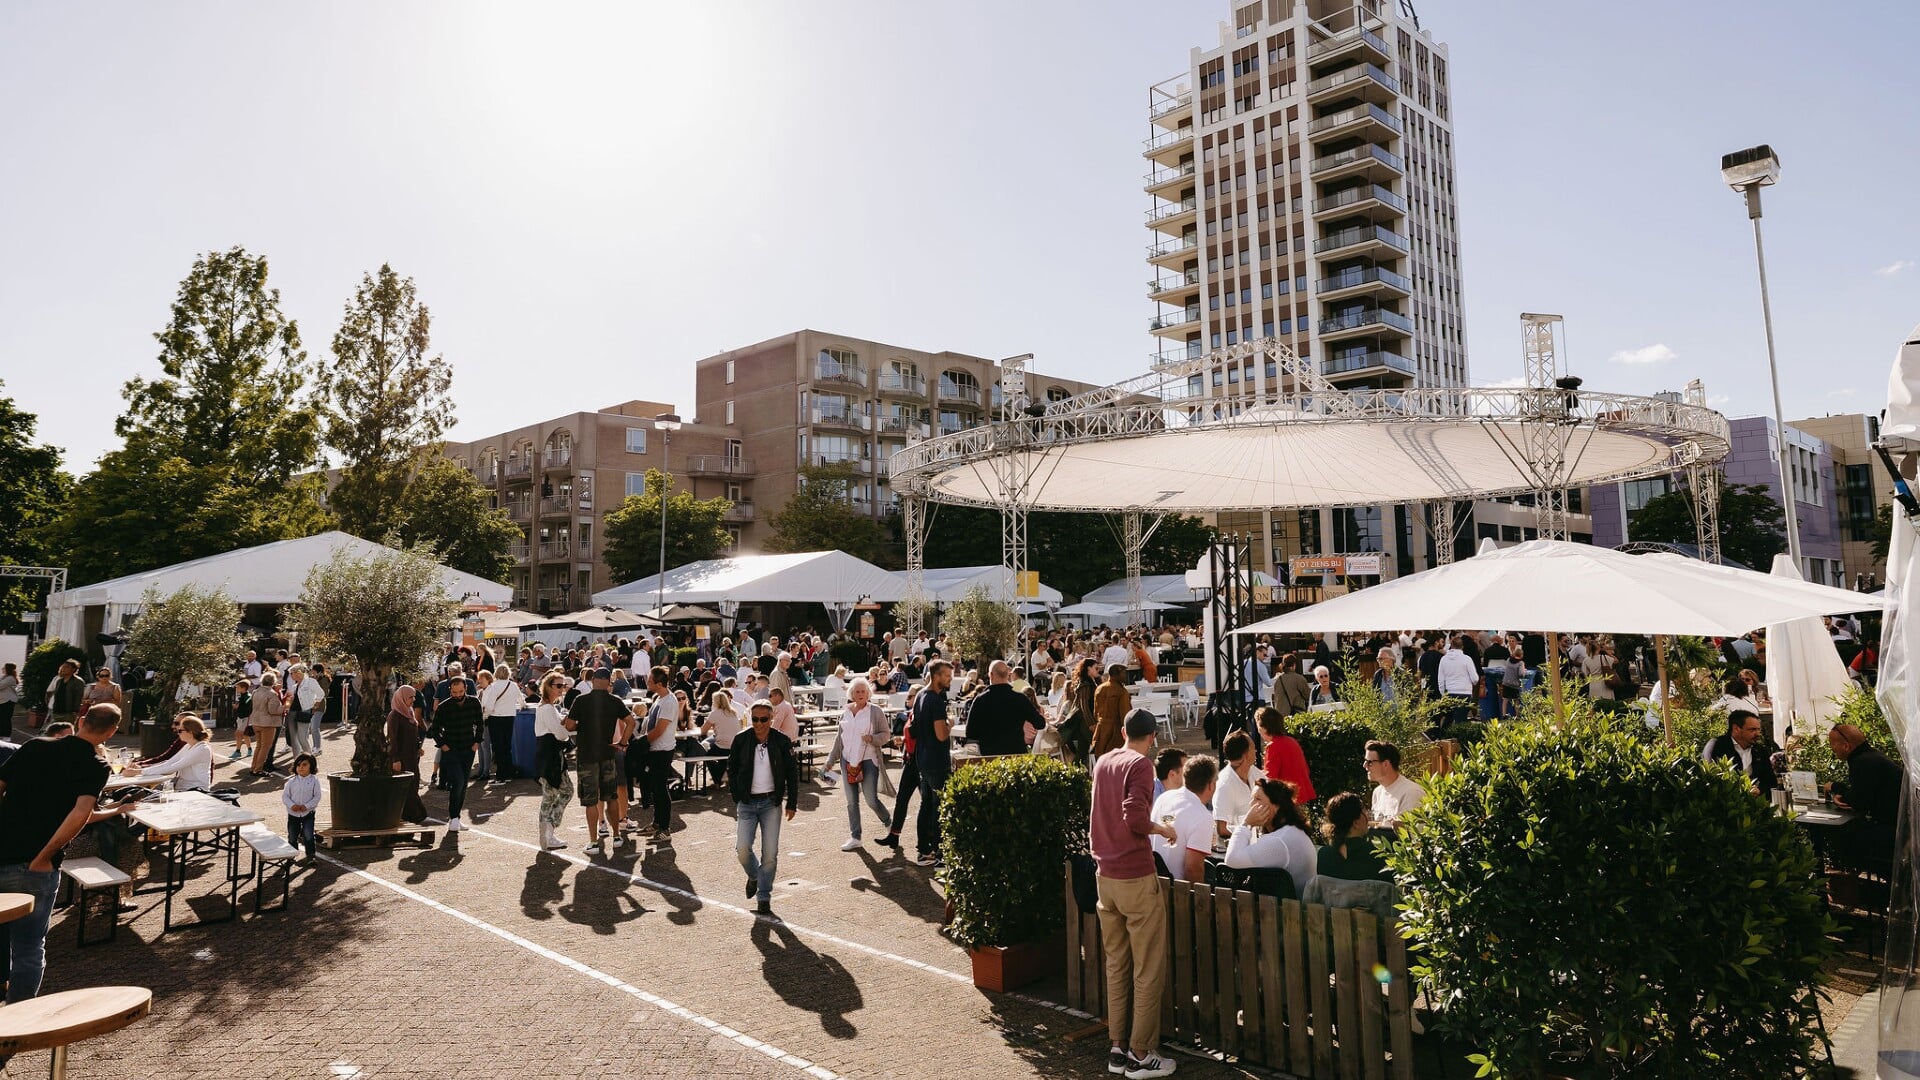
[2,0,1915,471]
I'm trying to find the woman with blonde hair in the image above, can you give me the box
[533,670,574,849]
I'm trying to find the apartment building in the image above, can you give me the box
[690,329,1105,551]
[1789,412,1890,583]
[440,401,741,612]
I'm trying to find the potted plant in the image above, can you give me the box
[940,584,1021,671]
[940,754,1090,991]
[123,584,245,755]
[1387,713,1834,1077]
[284,540,460,831]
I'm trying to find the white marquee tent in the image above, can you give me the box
[896,566,1064,607]
[46,531,514,643]
[594,550,904,610]
[1081,572,1275,608]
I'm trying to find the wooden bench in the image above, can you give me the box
[0,985,151,1080]
[239,824,298,914]
[675,755,729,795]
[57,857,131,947]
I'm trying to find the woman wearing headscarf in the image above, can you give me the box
[387,683,428,824]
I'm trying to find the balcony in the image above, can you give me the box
[813,362,867,389]
[538,540,571,560]
[539,495,573,516]
[1308,143,1403,181]
[684,454,755,477]
[1149,271,1200,300]
[811,452,870,474]
[473,465,499,485]
[1306,26,1390,65]
[935,382,983,407]
[877,414,929,438]
[1150,345,1206,367]
[502,459,533,480]
[876,372,926,399]
[507,501,532,522]
[1149,309,1201,335]
[1316,265,1412,300]
[1307,102,1401,141]
[1318,308,1414,340]
[535,588,573,610]
[1314,223,1409,258]
[1147,235,1200,266]
[509,541,531,563]
[724,501,755,524]
[1148,91,1192,122]
[542,447,572,471]
[1312,183,1407,221]
[1146,199,1197,226]
[810,407,870,431]
[1144,163,1196,195]
[1305,63,1400,106]
[1143,126,1193,154]
[1324,350,1417,379]
[938,416,975,436]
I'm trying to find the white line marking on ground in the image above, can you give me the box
[316,849,839,1079]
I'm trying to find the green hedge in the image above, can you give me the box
[1288,710,1375,805]
[940,755,1090,949]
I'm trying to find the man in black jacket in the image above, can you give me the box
[728,699,799,915]
[430,678,485,831]
[964,660,1043,757]
[1830,723,1903,868]
[1703,708,1777,800]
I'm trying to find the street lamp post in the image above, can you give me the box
[1721,144,1802,568]
[655,412,683,619]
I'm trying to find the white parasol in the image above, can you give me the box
[1761,554,1854,745]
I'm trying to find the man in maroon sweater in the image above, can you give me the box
[1089,710,1178,1078]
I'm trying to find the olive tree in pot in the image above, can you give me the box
[123,584,245,756]
[940,584,1021,672]
[1387,714,1834,1078]
[284,541,459,831]
[940,754,1090,991]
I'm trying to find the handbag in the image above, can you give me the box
[845,761,866,785]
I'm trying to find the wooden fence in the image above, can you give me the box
[1064,871,1415,1079]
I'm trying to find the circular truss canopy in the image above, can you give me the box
[889,343,1729,514]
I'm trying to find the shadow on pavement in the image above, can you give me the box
[640,842,702,926]
[751,916,861,1039]
[561,845,648,935]
[850,847,946,924]
[521,850,568,920]
[395,830,464,884]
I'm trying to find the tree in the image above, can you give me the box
[392,456,518,582]
[123,584,245,723]
[941,584,1022,667]
[1872,502,1893,563]
[767,463,890,564]
[319,264,454,540]
[44,248,330,584]
[601,470,733,584]
[0,383,70,631]
[284,540,461,777]
[923,507,1216,598]
[1629,479,1785,570]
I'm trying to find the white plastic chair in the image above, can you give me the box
[1176,682,1202,728]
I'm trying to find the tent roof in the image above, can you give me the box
[1082,572,1271,606]
[901,566,1065,605]
[48,531,513,610]
[594,550,904,607]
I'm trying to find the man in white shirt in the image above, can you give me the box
[632,643,653,681]
[910,632,930,658]
[1101,636,1131,678]
[242,651,263,682]
[1364,740,1425,826]
[1150,752,1218,882]
[887,632,910,662]
[640,667,682,835]
[1435,635,1479,731]
[1212,731,1257,837]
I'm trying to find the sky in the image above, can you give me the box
[2,0,1915,472]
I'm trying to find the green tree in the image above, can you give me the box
[601,470,733,585]
[284,540,461,776]
[941,584,1022,667]
[923,507,1216,598]
[45,248,330,584]
[319,264,453,540]
[123,584,245,722]
[1630,478,1785,570]
[1871,502,1893,563]
[767,463,890,564]
[392,456,518,582]
[0,383,70,630]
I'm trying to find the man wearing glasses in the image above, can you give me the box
[1362,740,1424,829]
[728,699,799,916]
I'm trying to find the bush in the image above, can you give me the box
[940,755,1090,949]
[1388,714,1833,1077]
[1789,684,1897,787]
[1288,709,1375,806]
[670,646,698,671]
[22,638,88,713]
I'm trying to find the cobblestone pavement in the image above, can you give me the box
[10,724,1263,1080]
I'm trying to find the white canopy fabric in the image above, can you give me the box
[46,531,512,643]
[1762,555,1854,744]
[553,607,657,631]
[1234,538,1875,638]
[902,566,1064,606]
[1875,323,1920,1064]
[1054,602,1131,619]
[594,550,904,608]
[1082,573,1271,607]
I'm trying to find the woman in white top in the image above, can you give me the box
[0,661,18,732]
[702,689,744,752]
[1047,670,1069,712]
[1224,778,1319,898]
[532,671,573,849]
[836,677,892,851]
[481,664,527,782]
[126,715,215,792]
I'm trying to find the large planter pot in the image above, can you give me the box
[139,718,175,759]
[968,934,1064,993]
[328,772,415,832]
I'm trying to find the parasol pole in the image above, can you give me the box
[1656,633,1674,746]
[1547,629,1566,724]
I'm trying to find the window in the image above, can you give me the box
[725,359,735,384]
[1845,463,1877,541]
[625,427,647,454]
[1332,507,1382,552]
[625,472,649,498]
[1623,477,1671,513]
[725,400,734,425]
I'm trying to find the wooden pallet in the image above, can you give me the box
[318,824,437,850]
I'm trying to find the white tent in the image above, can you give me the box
[899,566,1064,606]
[594,550,904,608]
[46,531,513,643]
[1082,572,1274,608]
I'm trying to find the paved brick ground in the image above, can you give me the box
[8,724,1263,1080]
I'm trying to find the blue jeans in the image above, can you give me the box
[288,813,317,857]
[843,765,887,840]
[735,796,783,904]
[442,745,475,819]
[0,863,60,1002]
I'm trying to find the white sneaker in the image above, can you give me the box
[840,837,862,852]
[1124,1052,1176,1079]
[447,818,465,832]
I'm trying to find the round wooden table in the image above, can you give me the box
[0,986,151,1079]
[0,892,33,924]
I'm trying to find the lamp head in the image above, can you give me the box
[654,411,683,433]
[1721,144,1780,190]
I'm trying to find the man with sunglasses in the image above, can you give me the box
[728,699,799,916]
